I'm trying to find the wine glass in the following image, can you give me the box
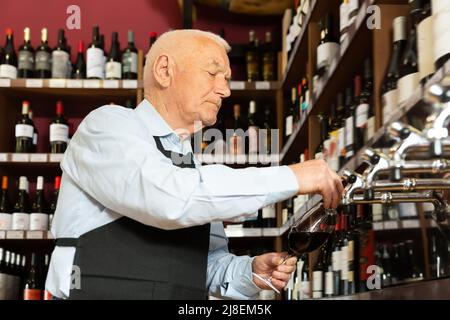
[252,203,337,293]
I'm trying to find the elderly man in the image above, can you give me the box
[46,29,343,300]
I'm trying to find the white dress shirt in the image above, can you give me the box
[45,99,299,299]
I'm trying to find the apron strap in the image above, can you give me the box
[55,238,79,247]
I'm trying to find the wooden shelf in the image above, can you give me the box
[0,78,142,90]
[323,277,450,300]
[0,153,62,177]
[0,230,54,240]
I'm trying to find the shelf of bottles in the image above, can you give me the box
[277,0,450,301]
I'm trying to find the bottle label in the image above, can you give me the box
[317,42,340,71]
[345,116,354,156]
[24,289,42,300]
[397,72,420,104]
[18,51,34,71]
[33,133,38,146]
[312,271,323,292]
[382,89,398,124]
[422,202,435,213]
[302,90,309,112]
[0,213,12,230]
[12,212,30,230]
[0,64,18,79]
[418,16,435,81]
[50,123,69,143]
[246,52,259,81]
[15,124,34,138]
[106,61,122,79]
[340,246,349,280]
[285,115,293,136]
[433,10,450,63]
[348,0,359,24]
[43,290,53,300]
[432,0,450,13]
[35,51,51,71]
[398,203,418,219]
[324,271,334,295]
[340,2,349,35]
[366,116,376,141]
[372,204,383,222]
[300,281,311,300]
[229,135,243,155]
[51,50,70,78]
[356,103,369,128]
[262,204,276,219]
[332,250,341,271]
[87,47,105,79]
[248,125,258,154]
[29,213,49,231]
[338,127,346,158]
[122,51,138,73]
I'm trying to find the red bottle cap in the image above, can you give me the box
[78,40,84,53]
[148,31,157,38]
[56,101,64,115]
[55,176,61,189]
[5,28,13,36]
[1,176,7,190]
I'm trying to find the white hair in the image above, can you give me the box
[143,29,230,85]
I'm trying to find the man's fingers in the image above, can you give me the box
[276,264,295,274]
[270,277,287,290]
[322,186,332,209]
[271,270,292,282]
[284,256,298,267]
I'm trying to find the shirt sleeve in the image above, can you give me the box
[207,222,262,300]
[61,106,299,230]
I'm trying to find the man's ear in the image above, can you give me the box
[153,54,172,88]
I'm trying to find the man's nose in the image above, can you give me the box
[215,78,231,98]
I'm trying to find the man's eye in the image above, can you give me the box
[207,71,217,77]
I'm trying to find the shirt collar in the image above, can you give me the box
[135,98,176,138]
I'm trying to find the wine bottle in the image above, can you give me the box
[23,253,42,300]
[344,86,355,161]
[353,75,364,151]
[430,235,445,278]
[12,176,30,231]
[356,58,374,144]
[315,113,328,160]
[42,254,52,300]
[246,30,260,82]
[149,31,157,49]
[300,77,309,116]
[52,29,71,79]
[339,0,350,44]
[230,104,244,155]
[380,244,392,287]
[331,215,342,296]
[397,1,422,105]
[261,204,276,228]
[285,87,296,140]
[28,109,38,152]
[86,26,104,79]
[49,176,61,230]
[50,101,69,154]
[262,31,275,81]
[18,27,34,78]
[327,103,340,171]
[0,28,17,79]
[405,240,423,281]
[432,0,450,70]
[247,101,258,155]
[72,40,86,79]
[35,28,51,78]
[106,32,122,80]
[312,243,328,299]
[417,0,434,84]
[15,101,34,153]
[0,176,12,230]
[30,176,49,231]
[316,14,339,75]
[382,16,407,123]
[299,254,311,300]
[122,30,138,79]
[261,105,272,155]
[336,93,346,168]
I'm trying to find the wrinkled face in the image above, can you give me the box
[171,38,231,131]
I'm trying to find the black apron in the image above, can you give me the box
[56,136,211,300]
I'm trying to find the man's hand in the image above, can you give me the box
[289,159,344,209]
[252,252,297,291]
